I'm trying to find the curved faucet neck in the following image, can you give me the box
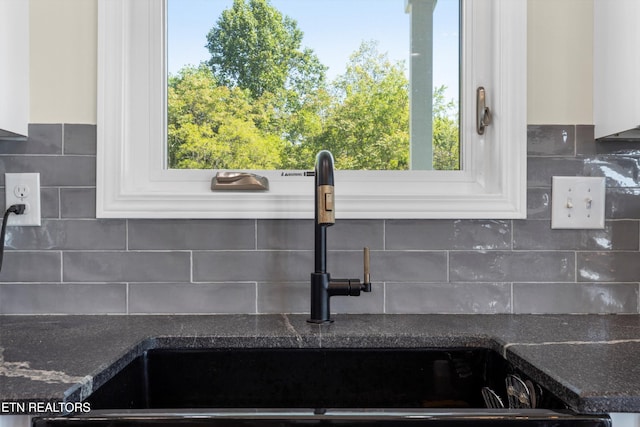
[315,150,335,187]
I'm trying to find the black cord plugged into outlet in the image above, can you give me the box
[0,204,27,273]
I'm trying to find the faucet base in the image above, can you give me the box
[306,318,334,324]
[308,272,332,324]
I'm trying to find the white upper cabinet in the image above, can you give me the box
[594,0,640,140]
[0,0,29,140]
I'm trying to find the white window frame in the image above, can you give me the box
[97,0,526,219]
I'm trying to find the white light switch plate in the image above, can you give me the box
[551,176,606,229]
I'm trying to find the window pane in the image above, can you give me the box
[167,0,459,171]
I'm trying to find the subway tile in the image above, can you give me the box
[60,188,96,218]
[450,251,575,282]
[366,251,448,282]
[526,187,551,219]
[528,156,640,189]
[0,124,62,155]
[257,219,384,250]
[0,283,126,314]
[585,157,640,187]
[63,251,191,282]
[528,125,575,156]
[0,252,61,282]
[64,124,97,155]
[578,252,640,282]
[41,187,60,218]
[257,282,308,314]
[327,250,372,279]
[386,220,511,250]
[193,251,313,282]
[5,219,125,250]
[129,219,255,250]
[593,140,640,156]
[605,188,640,220]
[258,220,312,250]
[527,157,588,187]
[513,220,639,251]
[0,156,95,186]
[575,125,596,156]
[330,220,384,250]
[385,282,511,314]
[129,282,256,314]
[513,282,638,314]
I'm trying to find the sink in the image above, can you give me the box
[33,347,611,427]
[87,347,511,410]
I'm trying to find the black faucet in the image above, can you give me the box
[308,150,372,324]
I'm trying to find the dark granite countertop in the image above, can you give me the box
[0,314,639,414]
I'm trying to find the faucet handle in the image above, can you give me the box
[362,247,372,292]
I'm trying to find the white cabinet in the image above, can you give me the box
[0,0,29,140]
[594,0,640,140]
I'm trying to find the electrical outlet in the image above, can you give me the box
[551,176,606,229]
[4,173,41,226]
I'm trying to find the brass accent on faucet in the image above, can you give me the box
[364,247,371,286]
[317,185,335,225]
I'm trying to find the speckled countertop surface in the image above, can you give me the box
[0,314,639,414]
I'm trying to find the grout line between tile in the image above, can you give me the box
[59,251,64,283]
[382,220,386,250]
[57,187,62,219]
[382,282,386,314]
[125,283,130,314]
[510,282,514,314]
[510,219,514,250]
[254,219,258,250]
[255,282,259,314]
[61,123,65,155]
[190,251,194,283]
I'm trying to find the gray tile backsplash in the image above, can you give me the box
[385,220,511,250]
[63,251,192,283]
[128,219,255,250]
[1,123,639,314]
[449,251,575,283]
[527,125,576,156]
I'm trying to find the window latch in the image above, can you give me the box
[477,86,492,135]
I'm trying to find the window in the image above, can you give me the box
[97,0,526,219]
[166,0,459,172]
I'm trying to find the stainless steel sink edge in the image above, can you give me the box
[51,408,608,420]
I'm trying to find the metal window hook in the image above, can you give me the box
[477,86,492,135]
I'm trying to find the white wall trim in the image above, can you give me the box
[0,0,29,138]
[97,0,526,219]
